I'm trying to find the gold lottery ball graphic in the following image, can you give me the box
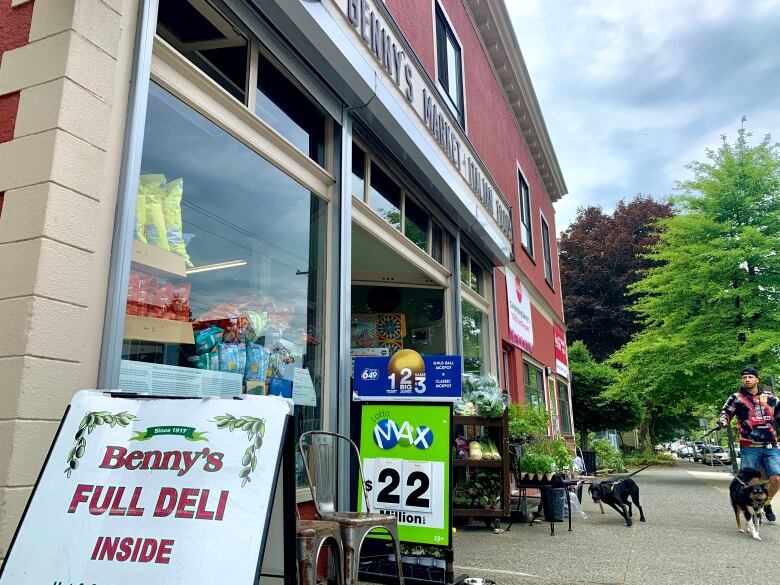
[387,349,425,377]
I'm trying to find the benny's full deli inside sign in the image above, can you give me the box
[0,391,291,585]
[358,403,451,547]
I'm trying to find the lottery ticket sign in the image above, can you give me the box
[353,350,462,402]
[358,403,451,546]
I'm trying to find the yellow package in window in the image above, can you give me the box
[134,188,147,243]
[142,174,170,251]
[163,178,193,267]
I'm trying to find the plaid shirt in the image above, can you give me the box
[720,388,780,447]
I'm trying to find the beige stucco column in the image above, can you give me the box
[0,0,139,557]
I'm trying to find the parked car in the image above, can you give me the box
[701,446,731,465]
[677,445,694,459]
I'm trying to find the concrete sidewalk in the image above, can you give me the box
[452,462,776,584]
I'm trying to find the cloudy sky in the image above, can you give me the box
[507,0,780,234]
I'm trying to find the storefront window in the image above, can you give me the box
[351,285,446,356]
[404,196,429,251]
[461,299,485,375]
[119,83,327,486]
[157,0,248,103]
[460,250,483,294]
[558,381,572,434]
[369,162,401,230]
[352,144,365,200]
[256,53,327,166]
[548,377,559,433]
[524,362,544,409]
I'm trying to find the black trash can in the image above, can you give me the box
[582,450,597,475]
[542,488,566,522]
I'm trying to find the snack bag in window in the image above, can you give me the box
[218,343,240,374]
[158,282,174,320]
[195,325,224,355]
[245,342,268,382]
[163,178,193,267]
[134,189,147,243]
[172,282,192,322]
[141,174,170,251]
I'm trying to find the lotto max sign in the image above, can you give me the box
[359,403,451,547]
[373,418,434,450]
[353,350,462,402]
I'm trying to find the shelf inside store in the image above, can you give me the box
[452,415,503,427]
[453,459,503,468]
[124,315,195,344]
[131,240,187,279]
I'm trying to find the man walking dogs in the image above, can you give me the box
[720,367,780,522]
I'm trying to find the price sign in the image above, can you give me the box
[359,403,450,546]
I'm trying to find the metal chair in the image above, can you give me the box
[299,430,404,585]
[296,505,345,585]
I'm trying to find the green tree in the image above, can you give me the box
[569,341,642,449]
[613,123,780,430]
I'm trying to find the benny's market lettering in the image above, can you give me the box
[67,446,230,565]
[345,0,514,245]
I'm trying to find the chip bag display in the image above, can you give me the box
[142,174,170,251]
[163,178,193,267]
[245,342,268,382]
[134,189,147,244]
[195,325,224,355]
[218,343,245,374]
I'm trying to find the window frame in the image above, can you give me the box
[433,2,465,128]
[518,168,533,259]
[558,379,573,435]
[523,361,545,410]
[540,212,553,287]
[352,136,452,264]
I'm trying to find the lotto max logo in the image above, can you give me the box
[361,368,379,380]
[373,419,434,450]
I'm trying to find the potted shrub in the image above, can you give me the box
[518,451,555,481]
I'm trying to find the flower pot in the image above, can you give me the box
[434,559,446,569]
[418,556,435,567]
[401,555,417,565]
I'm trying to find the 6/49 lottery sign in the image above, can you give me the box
[353,350,461,402]
[359,403,451,547]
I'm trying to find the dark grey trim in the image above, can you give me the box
[97,0,159,389]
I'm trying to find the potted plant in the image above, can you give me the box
[518,451,555,481]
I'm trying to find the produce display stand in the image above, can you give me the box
[452,411,510,527]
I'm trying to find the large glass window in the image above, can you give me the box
[404,196,429,251]
[256,52,327,166]
[120,83,327,484]
[157,0,248,103]
[369,162,401,230]
[519,173,533,256]
[435,4,464,126]
[558,381,572,434]
[462,299,486,375]
[459,250,483,294]
[351,144,366,200]
[542,216,553,285]
[524,362,545,409]
[548,377,559,433]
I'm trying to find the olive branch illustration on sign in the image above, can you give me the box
[212,414,266,487]
[64,411,138,477]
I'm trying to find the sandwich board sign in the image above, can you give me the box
[0,390,294,585]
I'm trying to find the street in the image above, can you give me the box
[452,462,773,584]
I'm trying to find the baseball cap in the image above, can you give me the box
[741,367,760,377]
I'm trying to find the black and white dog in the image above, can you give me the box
[588,477,646,527]
[730,467,768,541]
